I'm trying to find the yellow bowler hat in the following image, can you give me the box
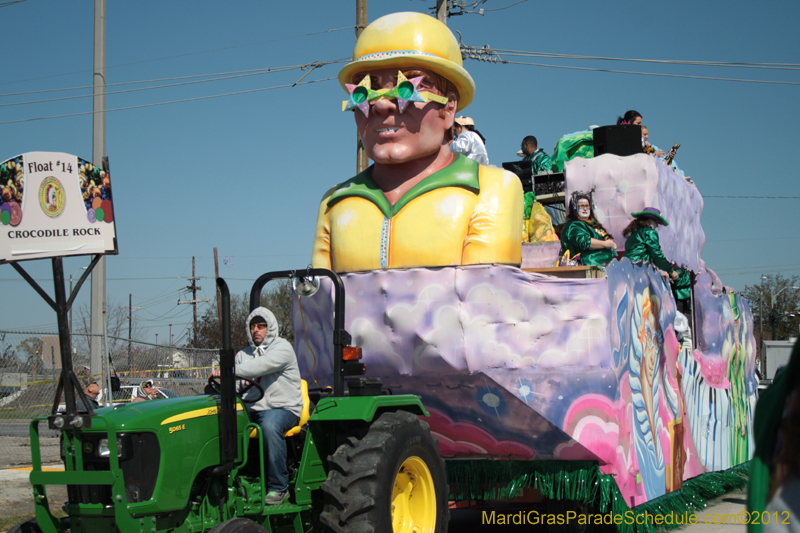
[338,12,476,112]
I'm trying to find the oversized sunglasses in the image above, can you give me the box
[250,323,267,331]
[343,71,448,117]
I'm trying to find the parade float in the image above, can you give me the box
[293,151,754,526]
[289,11,754,530]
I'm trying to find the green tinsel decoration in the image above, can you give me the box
[523,191,536,220]
[446,460,749,533]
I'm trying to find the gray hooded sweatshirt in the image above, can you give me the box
[234,307,303,417]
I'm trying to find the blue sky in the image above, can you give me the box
[1,0,798,344]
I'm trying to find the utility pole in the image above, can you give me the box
[355,0,368,173]
[759,289,765,374]
[90,0,107,379]
[179,257,211,345]
[129,294,132,374]
[436,0,448,23]
[191,257,196,345]
[126,295,141,375]
[214,247,222,329]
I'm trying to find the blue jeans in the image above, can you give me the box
[250,408,299,492]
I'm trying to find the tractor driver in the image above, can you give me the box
[212,307,303,505]
[310,12,522,273]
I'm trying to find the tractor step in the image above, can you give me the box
[260,502,309,516]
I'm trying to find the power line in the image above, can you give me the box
[713,268,800,277]
[706,236,796,243]
[1,60,344,110]
[482,0,529,12]
[704,195,800,199]
[0,76,337,125]
[0,25,354,87]
[492,50,800,71]
[0,64,317,105]
[496,60,800,86]
[712,262,800,273]
[460,42,800,84]
[139,305,192,322]
[0,276,212,283]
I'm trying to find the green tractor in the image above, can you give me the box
[15,268,449,533]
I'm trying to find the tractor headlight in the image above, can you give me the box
[97,437,124,458]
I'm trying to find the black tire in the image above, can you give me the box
[207,517,269,533]
[8,518,42,533]
[320,410,449,533]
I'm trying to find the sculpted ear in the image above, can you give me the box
[443,92,458,128]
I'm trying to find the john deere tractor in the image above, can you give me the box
[14,268,449,533]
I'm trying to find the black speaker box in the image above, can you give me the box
[592,125,642,157]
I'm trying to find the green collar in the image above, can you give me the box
[326,153,480,219]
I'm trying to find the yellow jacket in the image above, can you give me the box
[311,154,523,273]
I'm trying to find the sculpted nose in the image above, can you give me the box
[371,96,396,116]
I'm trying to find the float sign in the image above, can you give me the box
[0,152,118,263]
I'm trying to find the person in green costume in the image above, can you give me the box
[559,191,617,267]
[624,208,693,313]
[622,207,681,277]
[671,269,692,313]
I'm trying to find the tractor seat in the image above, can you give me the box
[248,379,311,439]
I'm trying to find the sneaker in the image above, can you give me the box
[265,491,289,505]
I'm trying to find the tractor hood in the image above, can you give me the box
[85,394,244,433]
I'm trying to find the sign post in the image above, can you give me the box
[1,152,118,429]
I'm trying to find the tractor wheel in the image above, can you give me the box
[8,518,42,533]
[207,517,268,533]
[320,410,449,533]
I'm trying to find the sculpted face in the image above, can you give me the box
[353,68,456,165]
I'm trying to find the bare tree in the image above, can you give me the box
[194,281,295,350]
[16,336,44,375]
[73,298,145,372]
[0,334,21,369]
[741,273,800,342]
[262,280,295,344]
[16,336,42,360]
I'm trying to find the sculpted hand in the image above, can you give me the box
[670,271,679,280]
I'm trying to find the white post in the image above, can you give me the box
[90,0,107,379]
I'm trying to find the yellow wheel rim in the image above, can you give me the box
[391,455,436,533]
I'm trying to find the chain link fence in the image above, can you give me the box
[0,331,220,439]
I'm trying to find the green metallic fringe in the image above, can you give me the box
[523,191,536,220]
[446,460,749,533]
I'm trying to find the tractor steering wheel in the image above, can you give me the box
[207,374,265,404]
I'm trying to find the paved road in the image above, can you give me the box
[0,437,60,469]
[0,419,59,438]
